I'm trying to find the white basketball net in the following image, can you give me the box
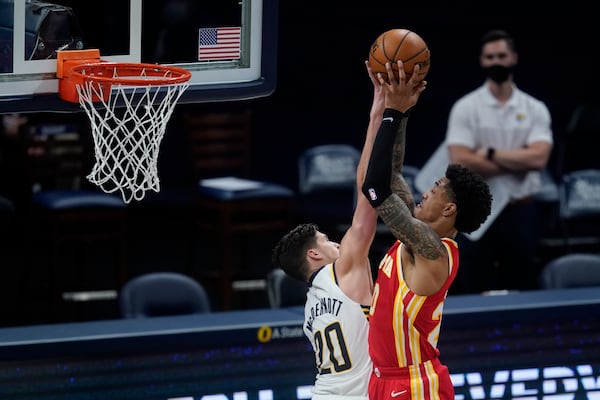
[76,78,190,203]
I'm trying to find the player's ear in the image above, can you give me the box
[442,202,457,218]
[307,248,322,262]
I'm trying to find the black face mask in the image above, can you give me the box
[483,65,513,83]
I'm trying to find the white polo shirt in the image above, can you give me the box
[445,83,553,200]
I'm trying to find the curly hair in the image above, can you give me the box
[271,223,319,282]
[444,164,492,234]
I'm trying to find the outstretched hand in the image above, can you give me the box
[378,61,427,113]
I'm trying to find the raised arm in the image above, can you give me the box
[361,62,445,259]
[356,61,385,188]
[334,61,383,298]
[390,116,416,212]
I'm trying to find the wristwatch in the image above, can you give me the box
[486,147,496,161]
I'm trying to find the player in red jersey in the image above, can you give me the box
[361,61,492,399]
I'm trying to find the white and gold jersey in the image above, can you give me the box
[304,263,371,400]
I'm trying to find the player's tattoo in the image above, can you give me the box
[390,174,415,211]
[375,111,444,260]
[378,196,446,260]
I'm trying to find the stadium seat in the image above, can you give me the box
[119,272,211,318]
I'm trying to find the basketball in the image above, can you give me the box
[368,28,431,82]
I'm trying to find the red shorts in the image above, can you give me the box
[368,358,454,400]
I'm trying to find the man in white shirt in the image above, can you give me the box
[444,29,553,294]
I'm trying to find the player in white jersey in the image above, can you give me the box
[271,60,384,399]
[304,263,372,399]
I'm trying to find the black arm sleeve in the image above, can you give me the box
[361,108,406,208]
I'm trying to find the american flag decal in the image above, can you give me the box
[198,27,241,61]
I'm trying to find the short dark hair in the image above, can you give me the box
[271,223,319,281]
[444,164,492,234]
[480,29,515,52]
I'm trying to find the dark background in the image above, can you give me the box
[245,0,599,190]
[1,0,600,325]
[5,0,600,191]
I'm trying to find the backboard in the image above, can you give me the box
[0,0,278,113]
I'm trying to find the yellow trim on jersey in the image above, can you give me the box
[409,362,424,398]
[328,262,336,282]
[361,305,370,320]
[425,359,440,399]
[406,295,426,365]
[394,246,406,366]
[441,238,457,276]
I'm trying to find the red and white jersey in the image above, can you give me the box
[369,238,459,368]
[304,263,372,399]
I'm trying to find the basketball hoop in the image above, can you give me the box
[57,49,191,203]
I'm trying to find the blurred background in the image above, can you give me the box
[1,0,599,326]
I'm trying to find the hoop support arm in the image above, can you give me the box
[57,49,105,103]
